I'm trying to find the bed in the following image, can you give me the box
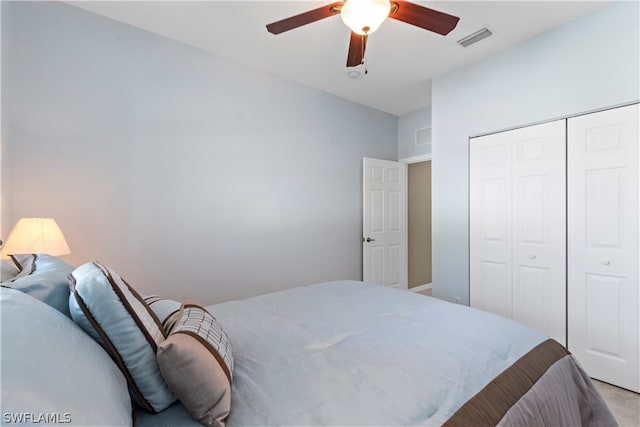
[1,255,616,426]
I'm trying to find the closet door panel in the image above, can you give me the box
[568,103,639,392]
[510,121,566,346]
[470,119,565,341]
[470,132,512,318]
[515,266,550,333]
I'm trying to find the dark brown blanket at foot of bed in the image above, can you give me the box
[444,339,617,427]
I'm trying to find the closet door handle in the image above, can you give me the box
[602,259,611,266]
[529,254,537,260]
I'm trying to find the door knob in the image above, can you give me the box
[529,254,537,260]
[364,237,376,242]
[602,259,611,266]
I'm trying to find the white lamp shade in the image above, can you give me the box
[341,0,391,35]
[1,218,71,257]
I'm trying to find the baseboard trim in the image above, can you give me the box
[409,283,432,293]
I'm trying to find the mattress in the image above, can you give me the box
[135,280,615,426]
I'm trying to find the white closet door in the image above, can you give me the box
[511,121,566,346]
[470,131,513,319]
[470,120,566,345]
[568,104,639,392]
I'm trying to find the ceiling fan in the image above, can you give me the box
[266,0,460,68]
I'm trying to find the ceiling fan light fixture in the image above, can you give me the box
[340,0,391,35]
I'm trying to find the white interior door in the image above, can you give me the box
[363,157,407,289]
[470,120,566,346]
[568,103,639,392]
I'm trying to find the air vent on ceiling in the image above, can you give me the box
[457,27,493,48]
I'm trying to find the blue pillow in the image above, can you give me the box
[2,254,74,317]
[0,286,132,426]
[69,262,176,413]
[144,295,182,333]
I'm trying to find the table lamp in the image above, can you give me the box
[0,218,71,257]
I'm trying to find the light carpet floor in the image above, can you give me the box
[593,380,639,427]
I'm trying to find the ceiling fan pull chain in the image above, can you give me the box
[363,34,368,75]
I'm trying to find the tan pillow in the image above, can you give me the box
[157,303,233,427]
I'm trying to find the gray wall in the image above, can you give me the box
[1,1,397,304]
[431,2,640,304]
[397,106,431,159]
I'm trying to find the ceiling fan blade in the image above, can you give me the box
[266,1,343,35]
[390,1,459,35]
[346,31,367,67]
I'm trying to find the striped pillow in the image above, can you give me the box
[157,303,233,426]
[68,262,176,413]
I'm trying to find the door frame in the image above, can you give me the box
[399,154,433,294]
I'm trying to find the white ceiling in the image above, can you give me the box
[67,1,611,116]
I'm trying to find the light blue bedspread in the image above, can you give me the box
[200,281,546,426]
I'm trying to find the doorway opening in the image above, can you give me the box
[405,157,432,296]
